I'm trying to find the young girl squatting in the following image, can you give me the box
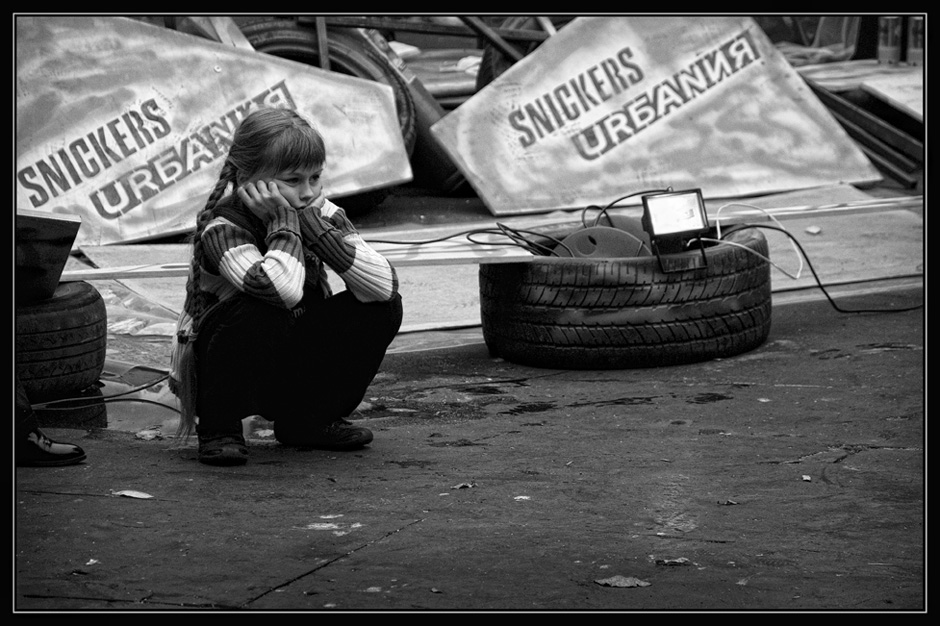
[170,107,403,466]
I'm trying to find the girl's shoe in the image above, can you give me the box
[274,419,374,450]
[306,419,374,451]
[198,433,249,466]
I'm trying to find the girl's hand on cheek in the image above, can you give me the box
[237,180,293,222]
[303,188,327,212]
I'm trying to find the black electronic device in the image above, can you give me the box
[553,226,647,258]
[641,188,710,271]
[15,209,82,304]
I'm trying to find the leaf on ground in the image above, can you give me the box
[595,575,651,588]
[110,489,154,499]
[655,557,691,566]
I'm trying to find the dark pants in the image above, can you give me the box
[16,375,39,437]
[194,290,403,444]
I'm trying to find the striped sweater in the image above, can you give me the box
[170,194,398,385]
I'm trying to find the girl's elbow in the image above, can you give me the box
[283,292,304,309]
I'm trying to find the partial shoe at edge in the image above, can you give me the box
[282,419,374,451]
[198,433,249,466]
[17,429,87,467]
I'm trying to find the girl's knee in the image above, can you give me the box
[349,294,403,344]
[386,293,403,334]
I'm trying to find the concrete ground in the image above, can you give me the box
[14,185,925,613]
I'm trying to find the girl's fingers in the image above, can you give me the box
[239,181,274,201]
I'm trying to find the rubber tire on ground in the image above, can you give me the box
[16,281,108,403]
[475,16,576,91]
[479,228,772,369]
[34,386,108,429]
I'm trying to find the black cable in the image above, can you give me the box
[583,187,672,228]
[369,189,677,257]
[722,223,923,314]
[36,397,181,414]
[495,223,573,256]
[30,373,179,415]
[467,225,547,255]
[367,223,574,257]
[367,228,495,246]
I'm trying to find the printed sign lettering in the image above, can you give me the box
[17,80,296,219]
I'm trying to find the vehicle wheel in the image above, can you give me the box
[237,17,417,158]
[16,281,108,402]
[238,18,419,215]
[475,16,576,91]
[34,386,108,429]
[479,227,772,369]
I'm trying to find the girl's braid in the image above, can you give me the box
[185,159,238,321]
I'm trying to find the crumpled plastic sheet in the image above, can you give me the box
[91,280,179,337]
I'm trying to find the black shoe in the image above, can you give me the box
[17,428,87,467]
[198,433,249,466]
[304,419,373,451]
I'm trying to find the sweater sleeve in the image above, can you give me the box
[297,199,398,302]
[200,206,306,309]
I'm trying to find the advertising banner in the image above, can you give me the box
[431,16,882,216]
[16,16,411,246]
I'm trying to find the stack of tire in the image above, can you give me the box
[16,281,109,428]
[479,226,773,369]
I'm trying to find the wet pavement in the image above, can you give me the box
[15,285,924,612]
[14,184,925,613]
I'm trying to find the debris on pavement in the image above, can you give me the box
[451,481,476,489]
[718,499,739,506]
[134,428,162,440]
[802,475,812,481]
[110,489,154,499]
[595,575,651,588]
[655,557,692,566]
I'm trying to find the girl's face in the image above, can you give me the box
[248,164,324,209]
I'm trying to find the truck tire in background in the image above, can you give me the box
[475,16,576,91]
[237,17,417,156]
[16,281,108,403]
[237,17,420,215]
[479,228,773,369]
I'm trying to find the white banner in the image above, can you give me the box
[432,16,881,216]
[16,16,412,246]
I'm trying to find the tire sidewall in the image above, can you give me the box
[479,228,773,369]
[238,18,417,157]
[16,281,108,403]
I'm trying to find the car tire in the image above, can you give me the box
[16,281,108,403]
[479,227,772,369]
[237,17,417,157]
[238,18,419,215]
[34,386,108,429]
[475,16,576,91]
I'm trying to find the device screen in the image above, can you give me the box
[643,190,708,236]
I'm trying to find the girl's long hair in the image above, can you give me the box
[174,107,326,439]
